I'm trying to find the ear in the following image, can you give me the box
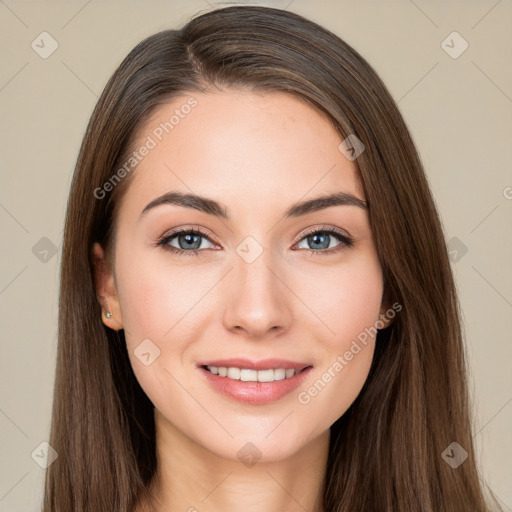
[92,242,124,331]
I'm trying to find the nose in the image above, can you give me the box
[222,249,293,339]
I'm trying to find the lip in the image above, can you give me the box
[197,359,313,405]
[196,358,311,371]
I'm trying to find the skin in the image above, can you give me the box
[92,89,394,512]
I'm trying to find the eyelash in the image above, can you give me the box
[156,225,353,257]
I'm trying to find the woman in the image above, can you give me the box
[44,5,500,511]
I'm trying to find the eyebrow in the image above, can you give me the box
[139,190,368,220]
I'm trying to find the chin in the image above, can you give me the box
[201,424,325,465]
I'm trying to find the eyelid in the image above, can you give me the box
[157,225,219,246]
[295,224,352,243]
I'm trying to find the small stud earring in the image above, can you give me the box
[105,311,112,319]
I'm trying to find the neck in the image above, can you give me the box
[137,409,329,512]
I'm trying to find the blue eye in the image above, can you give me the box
[157,226,353,257]
[295,228,353,254]
[157,228,216,256]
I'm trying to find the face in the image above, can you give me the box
[93,89,392,463]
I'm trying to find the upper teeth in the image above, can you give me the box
[206,366,298,382]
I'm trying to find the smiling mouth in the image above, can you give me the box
[201,365,312,382]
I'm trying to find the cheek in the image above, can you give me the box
[115,244,205,341]
[113,245,216,399]
[297,249,384,349]
[292,251,383,426]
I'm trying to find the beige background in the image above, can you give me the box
[0,1,511,510]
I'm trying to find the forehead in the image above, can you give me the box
[120,89,364,219]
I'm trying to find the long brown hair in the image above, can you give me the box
[44,5,499,511]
